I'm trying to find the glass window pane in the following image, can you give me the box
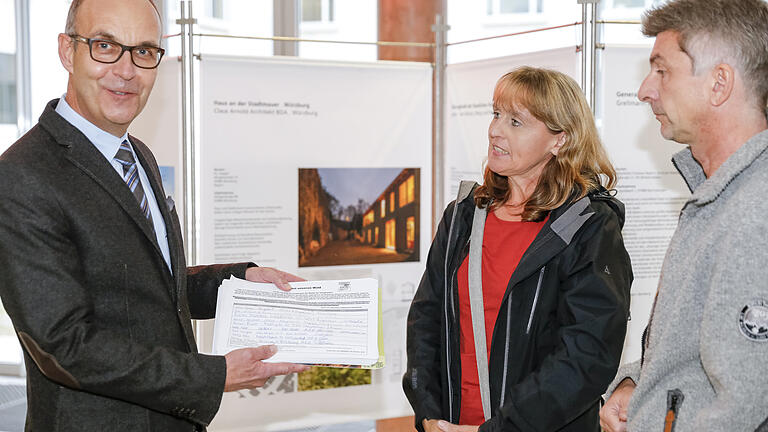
[614,0,645,7]
[299,0,376,62]
[211,0,224,19]
[302,0,322,22]
[500,0,528,13]
[0,0,16,126]
[487,0,493,15]
[406,176,415,204]
[0,53,16,124]
[406,216,415,249]
[0,303,21,365]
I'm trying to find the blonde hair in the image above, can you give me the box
[475,66,616,221]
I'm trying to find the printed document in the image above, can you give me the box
[212,277,383,368]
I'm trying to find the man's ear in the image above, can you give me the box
[710,63,735,107]
[550,132,567,156]
[58,33,75,74]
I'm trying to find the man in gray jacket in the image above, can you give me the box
[599,0,768,431]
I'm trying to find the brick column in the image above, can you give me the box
[378,0,443,62]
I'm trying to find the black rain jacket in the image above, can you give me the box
[403,183,633,432]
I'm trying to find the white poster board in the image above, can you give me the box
[443,47,581,208]
[600,45,689,364]
[198,55,432,431]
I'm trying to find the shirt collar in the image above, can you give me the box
[672,128,768,205]
[55,95,131,161]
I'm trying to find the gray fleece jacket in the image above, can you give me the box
[609,129,768,432]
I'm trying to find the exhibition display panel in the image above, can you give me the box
[127,18,678,432]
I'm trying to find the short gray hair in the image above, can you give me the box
[642,0,768,112]
[65,0,162,36]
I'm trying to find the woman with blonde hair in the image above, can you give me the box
[403,67,632,432]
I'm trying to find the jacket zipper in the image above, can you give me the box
[443,202,463,422]
[664,389,684,432]
[500,296,513,408]
[526,267,546,334]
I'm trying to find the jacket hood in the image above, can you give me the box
[588,187,626,228]
[456,182,626,229]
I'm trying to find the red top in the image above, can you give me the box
[456,210,546,425]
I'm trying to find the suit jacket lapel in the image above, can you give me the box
[129,135,185,299]
[132,139,197,350]
[39,100,165,261]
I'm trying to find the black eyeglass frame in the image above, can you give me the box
[68,34,166,70]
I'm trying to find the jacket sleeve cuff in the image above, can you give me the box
[478,414,523,432]
[185,354,227,426]
[233,262,255,278]
[605,360,641,398]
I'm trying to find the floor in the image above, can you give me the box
[0,377,25,432]
[0,376,413,432]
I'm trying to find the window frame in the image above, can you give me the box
[0,0,26,377]
[299,0,337,33]
[300,0,334,24]
[483,0,544,25]
[601,0,661,19]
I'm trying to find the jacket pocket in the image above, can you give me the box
[526,266,546,334]
[664,389,684,432]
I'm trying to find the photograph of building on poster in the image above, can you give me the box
[235,366,372,397]
[297,367,372,391]
[298,168,420,267]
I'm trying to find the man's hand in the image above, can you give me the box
[423,419,442,432]
[245,267,304,291]
[599,378,636,432]
[436,420,479,432]
[224,345,310,392]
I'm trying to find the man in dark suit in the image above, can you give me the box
[0,0,309,430]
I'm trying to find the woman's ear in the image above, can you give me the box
[550,132,567,156]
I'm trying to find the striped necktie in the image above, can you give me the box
[114,140,155,228]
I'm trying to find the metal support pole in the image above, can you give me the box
[186,4,197,265]
[14,0,31,135]
[580,2,587,95]
[177,1,198,265]
[273,0,299,56]
[431,14,449,234]
[578,0,599,112]
[590,1,599,109]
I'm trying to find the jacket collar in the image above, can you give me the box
[451,185,598,291]
[673,128,768,206]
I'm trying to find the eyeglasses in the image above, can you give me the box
[69,35,165,69]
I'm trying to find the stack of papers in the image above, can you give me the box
[212,277,383,368]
